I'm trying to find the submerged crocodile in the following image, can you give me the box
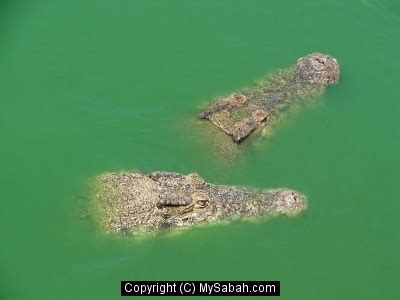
[199,52,340,143]
[91,171,306,233]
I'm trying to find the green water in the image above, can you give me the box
[1,0,399,299]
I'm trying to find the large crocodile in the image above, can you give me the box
[199,52,340,143]
[91,171,306,234]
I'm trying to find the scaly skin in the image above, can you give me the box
[91,171,307,234]
[198,53,340,143]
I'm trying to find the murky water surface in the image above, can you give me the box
[1,1,399,299]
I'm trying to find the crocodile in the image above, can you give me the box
[91,171,306,234]
[198,52,340,143]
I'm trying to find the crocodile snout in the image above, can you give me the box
[272,190,307,216]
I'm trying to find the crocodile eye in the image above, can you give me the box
[191,192,209,209]
[195,199,208,209]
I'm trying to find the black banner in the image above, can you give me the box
[121,281,280,296]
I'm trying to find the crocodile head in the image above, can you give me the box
[295,52,340,85]
[153,174,307,230]
[93,171,307,234]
